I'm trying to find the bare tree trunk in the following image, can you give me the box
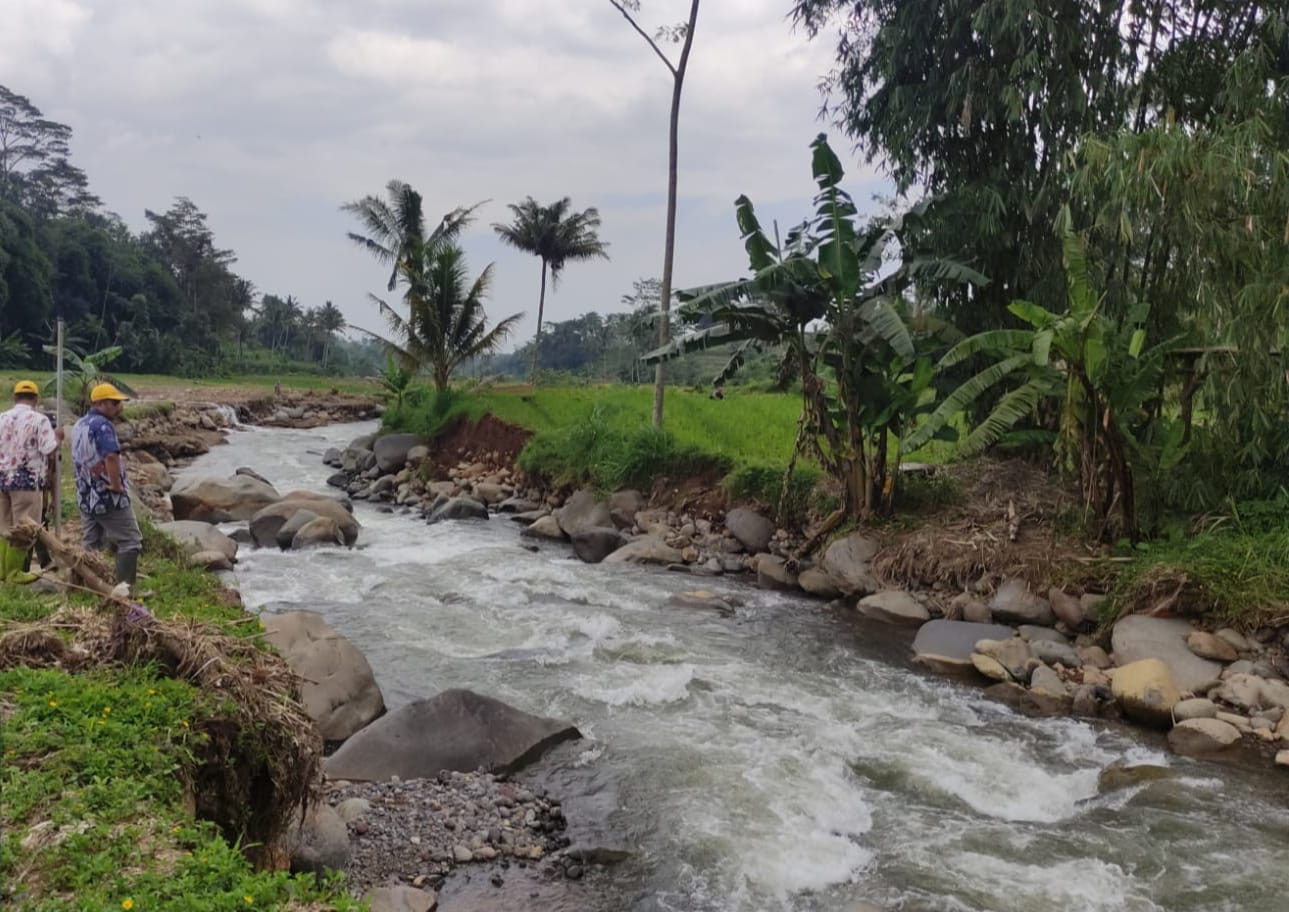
[530,260,548,384]
[650,0,700,429]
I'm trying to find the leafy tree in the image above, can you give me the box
[0,200,53,347]
[789,1,1281,331]
[311,301,347,370]
[376,354,414,409]
[360,242,521,393]
[0,329,29,367]
[655,135,978,520]
[342,180,481,293]
[0,85,100,216]
[492,197,609,381]
[608,0,700,427]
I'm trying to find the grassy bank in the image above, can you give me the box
[0,527,360,911]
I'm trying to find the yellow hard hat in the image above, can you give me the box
[90,382,130,402]
[12,380,39,396]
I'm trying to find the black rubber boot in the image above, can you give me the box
[115,549,140,588]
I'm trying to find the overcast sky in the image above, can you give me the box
[1,0,890,347]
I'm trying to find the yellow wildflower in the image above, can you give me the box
[181,721,189,728]
[122,900,134,910]
[244,897,254,905]
[48,699,57,707]
[103,707,111,715]
[148,689,156,695]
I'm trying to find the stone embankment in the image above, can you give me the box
[324,426,1289,776]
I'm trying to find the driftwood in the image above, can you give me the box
[9,519,120,600]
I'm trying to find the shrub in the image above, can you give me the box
[724,463,822,526]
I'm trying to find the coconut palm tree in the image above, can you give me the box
[314,301,347,370]
[343,180,483,292]
[492,197,609,381]
[359,243,522,393]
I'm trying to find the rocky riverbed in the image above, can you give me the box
[323,771,574,899]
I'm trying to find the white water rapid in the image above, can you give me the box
[182,422,1289,912]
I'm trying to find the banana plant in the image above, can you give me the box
[651,134,981,520]
[41,344,136,413]
[905,230,1181,538]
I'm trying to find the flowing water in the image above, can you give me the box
[183,422,1289,912]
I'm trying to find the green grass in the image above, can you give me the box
[0,523,359,910]
[1108,498,1289,628]
[0,667,360,911]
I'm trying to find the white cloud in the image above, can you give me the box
[0,0,892,343]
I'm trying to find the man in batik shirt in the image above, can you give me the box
[0,380,62,576]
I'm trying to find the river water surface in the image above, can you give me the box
[182,421,1289,912]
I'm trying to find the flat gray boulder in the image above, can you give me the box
[556,489,612,536]
[262,610,385,742]
[366,886,437,912]
[1111,615,1222,694]
[990,579,1055,626]
[912,620,1016,674]
[428,496,489,524]
[293,516,347,549]
[521,515,566,541]
[725,507,774,554]
[373,433,421,474]
[323,689,580,781]
[603,536,684,565]
[858,590,930,627]
[821,532,879,596]
[171,473,282,523]
[276,509,321,549]
[571,526,627,564]
[1167,718,1242,757]
[156,520,237,561]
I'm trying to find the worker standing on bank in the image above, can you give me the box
[72,383,142,590]
[0,380,63,576]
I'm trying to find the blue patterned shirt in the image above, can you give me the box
[72,411,130,514]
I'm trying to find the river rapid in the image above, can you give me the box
[182,421,1289,912]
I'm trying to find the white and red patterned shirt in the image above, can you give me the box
[0,403,58,491]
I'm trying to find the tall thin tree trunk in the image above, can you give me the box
[651,0,700,429]
[530,260,548,383]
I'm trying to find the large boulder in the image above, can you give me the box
[129,458,173,491]
[756,555,798,591]
[251,498,359,549]
[1111,615,1223,694]
[571,527,628,564]
[556,489,612,537]
[170,473,282,523]
[155,520,237,561]
[1111,658,1182,728]
[857,590,930,627]
[989,579,1055,626]
[427,496,489,524]
[912,620,1016,675]
[282,802,350,875]
[725,508,775,555]
[798,566,843,599]
[373,433,421,474]
[820,532,879,596]
[608,490,646,526]
[293,517,347,549]
[1167,718,1242,757]
[323,689,580,781]
[521,515,567,541]
[275,509,321,550]
[603,536,684,565]
[261,610,385,742]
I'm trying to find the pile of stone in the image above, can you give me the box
[155,468,361,570]
[900,581,1289,768]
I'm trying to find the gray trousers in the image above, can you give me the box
[81,503,142,555]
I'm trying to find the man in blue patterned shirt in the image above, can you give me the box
[72,383,142,589]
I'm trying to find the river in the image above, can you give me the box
[182,421,1289,912]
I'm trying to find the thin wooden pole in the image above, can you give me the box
[53,318,64,536]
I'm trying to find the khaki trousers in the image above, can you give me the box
[0,490,43,539]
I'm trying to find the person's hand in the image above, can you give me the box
[54,427,65,443]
